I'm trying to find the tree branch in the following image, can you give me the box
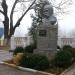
[0,10,4,15]
[2,0,9,39]
[10,0,18,30]
[13,0,36,31]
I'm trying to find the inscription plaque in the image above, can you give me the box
[39,30,47,37]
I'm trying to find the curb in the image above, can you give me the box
[0,62,55,75]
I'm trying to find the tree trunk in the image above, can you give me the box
[1,0,36,46]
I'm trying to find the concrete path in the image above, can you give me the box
[0,63,55,75]
[0,64,32,75]
[0,50,12,62]
[60,63,75,75]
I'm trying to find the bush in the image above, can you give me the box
[24,44,36,53]
[13,47,24,55]
[19,53,50,70]
[67,48,75,59]
[53,50,72,68]
[62,46,75,60]
[63,45,72,50]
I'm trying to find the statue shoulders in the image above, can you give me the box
[42,15,57,25]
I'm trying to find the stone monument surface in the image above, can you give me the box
[34,0,58,59]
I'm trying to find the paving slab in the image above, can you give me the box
[0,64,33,75]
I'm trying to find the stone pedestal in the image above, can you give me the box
[34,23,58,59]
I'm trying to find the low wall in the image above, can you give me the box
[0,62,55,75]
[10,36,33,50]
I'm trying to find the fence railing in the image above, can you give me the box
[10,36,33,50]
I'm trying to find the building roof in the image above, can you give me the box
[0,28,4,38]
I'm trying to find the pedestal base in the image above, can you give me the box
[34,49,57,60]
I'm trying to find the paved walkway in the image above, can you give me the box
[0,50,12,62]
[60,63,75,75]
[0,64,33,75]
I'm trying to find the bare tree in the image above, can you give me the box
[48,0,73,16]
[0,0,36,44]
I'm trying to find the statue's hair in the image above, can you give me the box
[40,0,50,5]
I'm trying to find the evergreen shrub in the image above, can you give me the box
[20,53,50,70]
[24,44,36,53]
[13,47,24,55]
[53,50,72,68]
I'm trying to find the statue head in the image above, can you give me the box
[41,1,57,25]
[35,0,57,25]
[35,0,53,18]
[42,4,53,18]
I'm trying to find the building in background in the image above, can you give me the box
[58,37,75,48]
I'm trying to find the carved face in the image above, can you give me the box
[43,5,53,18]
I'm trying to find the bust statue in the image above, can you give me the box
[35,0,57,25]
[42,1,57,25]
[42,2,53,18]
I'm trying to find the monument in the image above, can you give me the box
[34,0,58,59]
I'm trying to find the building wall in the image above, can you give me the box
[58,38,75,48]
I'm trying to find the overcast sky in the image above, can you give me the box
[58,1,75,32]
[0,0,75,37]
